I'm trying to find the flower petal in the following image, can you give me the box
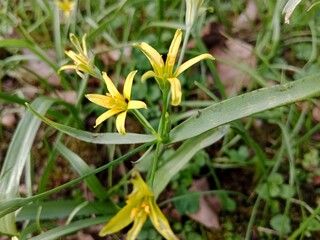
[148,198,178,240]
[123,70,137,101]
[167,78,182,106]
[116,111,127,135]
[127,212,148,240]
[127,100,147,110]
[58,64,77,73]
[130,170,154,198]
[94,108,123,128]
[174,53,214,77]
[141,70,157,82]
[133,42,164,76]
[81,33,88,56]
[69,33,83,54]
[99,203,135,237]
[85,94,114,108]
[102,72,122,98]
[165,29,182,75]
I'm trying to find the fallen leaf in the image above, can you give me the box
[50,90,77,105]
[188,178,221,229]
[1,112,17,127]
[211,38,256,96]
[233,1,258,32]
[312,104,320,122]
[23,48,60,87]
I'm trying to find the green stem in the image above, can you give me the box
[132,109,158,138]
[289,204,320,240]
[149,90,170,188]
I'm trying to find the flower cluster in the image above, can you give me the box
[59,27,214,239]
[59,29,213,134]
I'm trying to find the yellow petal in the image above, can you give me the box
[99,203,135,237]
[116,111,127,135]
[58,64,77,73]
[167,78,182,106]
[70,33,83,55]
[127,212,148,240]
[130,170,154,197]
[85,94,114,108]
[141,70,157,82]
[165,29,182,75]
[82,33,88,56]
[174,53,214,77]
[133,42,164,76]
[102,72,122,99]
[94,108,123,128]
[127,100,147,110]
[148,198,178,240]
[64,50,78,62]
[123,70,137,101]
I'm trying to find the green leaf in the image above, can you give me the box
[0,97,54,236]
[55,142,108,200]
[283,0,302,24]
[153,126,228,198]
[16,200,114,221]
[270,214,292,234]
[26,103,156,144]
[28,216,110,240]
[170,75,320,143]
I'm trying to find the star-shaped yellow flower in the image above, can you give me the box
[59,33,101,78]
[99,170,178,240]
[85,71,147,135]
[133,29,214,106]
[56,0,75,18]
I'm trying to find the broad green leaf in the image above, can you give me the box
[55,142,108,200]
[28,216,110,240]
[153,126,228,198]
[0,97,54,236]
[26,103,156,144]
[16,200,113,221]
[170,74,320,143]
[270,214,292,234]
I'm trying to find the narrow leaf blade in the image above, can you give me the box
[26,103,156,144]
[170,74,320,143]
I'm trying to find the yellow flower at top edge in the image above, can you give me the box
[56,0,75,18]
[99,170,178,240]
[133,29,214,106]
[85,71,147,135]
[59,33,101,78]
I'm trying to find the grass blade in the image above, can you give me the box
[55,142,108,200]
[0,97,54,235]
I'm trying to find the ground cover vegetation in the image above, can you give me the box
[1,0,320,239]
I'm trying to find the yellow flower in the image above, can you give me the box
[133,29,214,106]
[99,170,178,240]
[56,0,75,18]
[85,71,147,135]
[59,33,101,78]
